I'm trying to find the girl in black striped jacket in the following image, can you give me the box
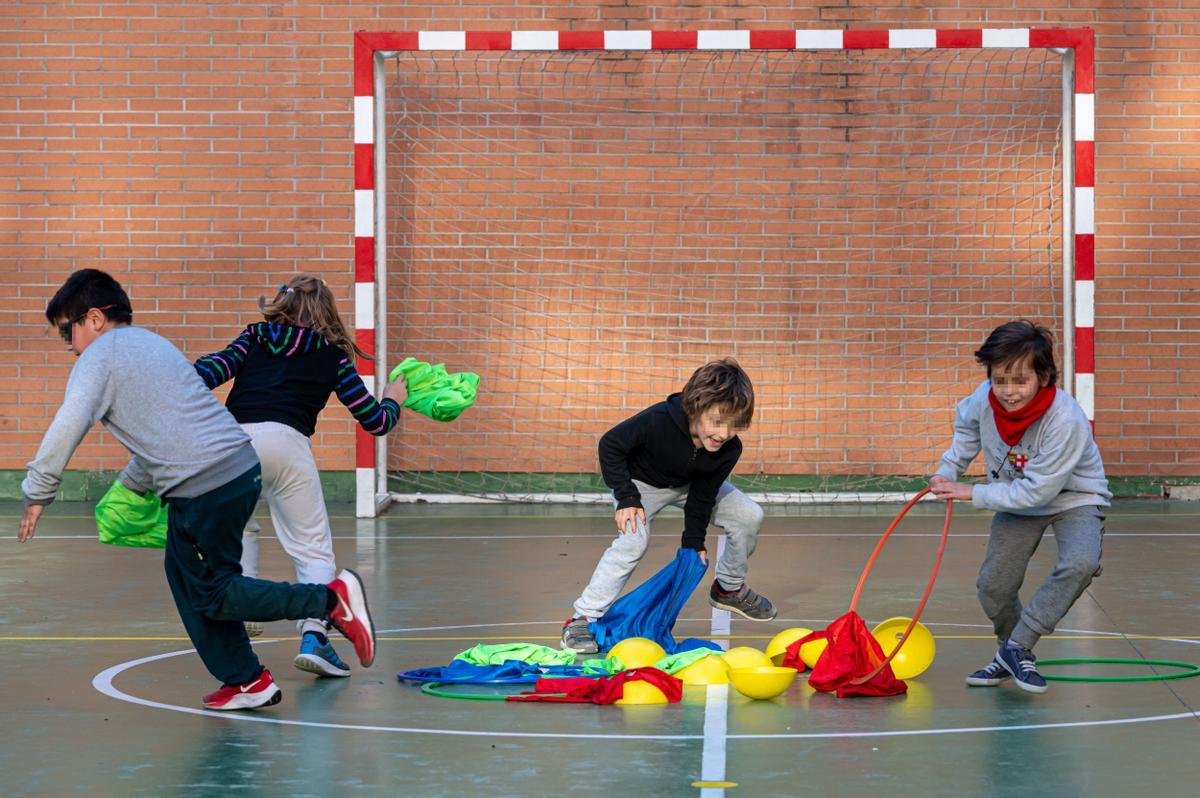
[195,275,404,678]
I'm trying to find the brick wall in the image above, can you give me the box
[3,1,1197,488]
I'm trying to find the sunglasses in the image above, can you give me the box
[58,305,115,343]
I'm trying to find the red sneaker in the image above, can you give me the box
[327,568,376,667]
[202,668,282,711]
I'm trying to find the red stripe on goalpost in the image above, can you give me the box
[560,31,605,50]
[651,31,698,50]
[1075,327,1094,374]
[935,30,983,48]
[1030,29,1094,92]
[1076,141,1095,188]
[843,30,889,49]
[354,33,420,94]
[749,30,796,50]
[354,237,374,282]
[466,31,511,50]
[355,427,375,469]
[355,328,375,360]
[1075,234,1094,281]
[357,31,420,51]
[354,143,373,190]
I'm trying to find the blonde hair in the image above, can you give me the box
[258,275,368,360]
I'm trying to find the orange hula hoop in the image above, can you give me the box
[847,486,953,686]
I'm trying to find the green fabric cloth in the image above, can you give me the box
[388,357,479,422]
[581,657,623,676]
[651,648,718,675]
[453,643,578,667]
[94,480,167,548]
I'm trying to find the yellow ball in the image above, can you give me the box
[609,637,668,670]
[871,616,936,680]
[798,637,829,669]
[728,666,797,700]
[616,679,670,705]
[765,627,813,665]
[721,646,773,671]
[675,653,731,685]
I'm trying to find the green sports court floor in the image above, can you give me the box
[2,499,1198,797]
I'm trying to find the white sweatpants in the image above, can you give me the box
[239,421,336,635]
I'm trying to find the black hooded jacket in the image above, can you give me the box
[598,392,742,551]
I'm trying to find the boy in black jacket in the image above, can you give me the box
[562,359,775,654]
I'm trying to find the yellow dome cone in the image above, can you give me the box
[871,616,936,680]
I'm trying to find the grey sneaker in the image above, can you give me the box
[708,581,778,621]
[965,658,1011,687]
[561,617,599,654]
[244,621,264,638]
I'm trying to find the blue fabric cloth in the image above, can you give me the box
[397,660,609,684]
[589,547,722,654]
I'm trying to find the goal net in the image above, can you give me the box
[377,45,1065,503]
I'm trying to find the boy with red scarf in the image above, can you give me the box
[930,320,1110,694]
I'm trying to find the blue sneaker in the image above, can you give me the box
[995,641,1048,694]
[293,631,351,678]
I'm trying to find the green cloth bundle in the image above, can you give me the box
[388,357,480,422]
[650,648,718,675]
[453,643,579,667]
[95,480,167,548]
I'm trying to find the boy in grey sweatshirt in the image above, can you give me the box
[930,320,1110,694]
[19,270,378,711]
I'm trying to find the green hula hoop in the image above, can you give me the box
[1037,657,1200,683]
[419,682,574,701]
[420,682,515,701]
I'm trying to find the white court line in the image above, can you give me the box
[20,532,1200,542]
[91,621,1200,741]
[701,535,732,797]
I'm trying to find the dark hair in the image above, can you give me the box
[681,358,754,428]
[975,319,1058,386]
[45,269,133,326]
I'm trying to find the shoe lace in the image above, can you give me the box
[1012,647,1041,674]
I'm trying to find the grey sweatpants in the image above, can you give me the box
[238,422,338,636]
[572,479,764,620]
[977,504,1105,650]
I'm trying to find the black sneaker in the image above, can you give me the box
[965,658,1011,687]
[561,617,598,654]
[995,642,1048,694]
[708,580,778,621]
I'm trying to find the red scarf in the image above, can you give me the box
[781,612,907,698]
[988,384,1056,445]
[506,667,683,705]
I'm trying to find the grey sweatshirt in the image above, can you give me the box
[935,380,1111,515]
[23,326,258,505]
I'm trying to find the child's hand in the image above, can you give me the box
[698,549,708,566]
[615,506,646,535]
[930,480,974,502]
[382,376,407,405]
[18,502,44,543]
[929,475,950,489]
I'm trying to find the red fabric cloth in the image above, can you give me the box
[505,667,684,704]
[781,611,907,698]
[988,384,1056,445]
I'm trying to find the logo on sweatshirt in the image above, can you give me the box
[1007,452,1029,471]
